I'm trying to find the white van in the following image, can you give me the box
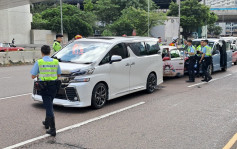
[32,37,163,108]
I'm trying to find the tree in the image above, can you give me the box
[32,4,95,39]
[109,7,166,36]
[167,0,218,38]
[208,24,222,37]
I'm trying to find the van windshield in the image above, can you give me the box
[54,41,111,64]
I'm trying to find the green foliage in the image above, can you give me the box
[208,24,222,37]
[167,0,218,38]
[84,0,94,11]
[31,1,58,14]
[32,4,95,39]
[109,7,166,36]
[32,13,50,29]
[101,29,114,36]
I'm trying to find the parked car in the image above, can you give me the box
[0,43,24,52]
[231,44,237,65]
[192,39,232,74]
[161,46,185,77]
[32,37,163,108]
[221,37,237,47]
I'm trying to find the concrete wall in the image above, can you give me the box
[0,4,32,44]
[0,51,42,65]
[150,17,179,44]
[31,30,69,45]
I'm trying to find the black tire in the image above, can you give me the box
[207,65,213,75]
[19,49,23,51]
[234,62,237,65]
[91,83,108,109]
[146,73,157,93]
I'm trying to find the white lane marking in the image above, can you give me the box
[0,77,11,79]
[188,74,232,88]
[0,93,32,101]
[3,101,145,149]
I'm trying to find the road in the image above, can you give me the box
[1,65,237,149]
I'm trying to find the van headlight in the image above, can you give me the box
[70,78,90,83]
[71,68,95,76]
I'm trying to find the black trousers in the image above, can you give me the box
[41,82,58,117]
[188,56,196,81]
[196,56,201,75]
[202,57,212,80]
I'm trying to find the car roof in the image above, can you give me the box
[193,38,219,42]
[75,36,158,43]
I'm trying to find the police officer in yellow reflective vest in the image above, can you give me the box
[196,41,204,77]
[53,34,63,52]
[31,45,61,136]
[186,40,197,82]
[199,40,212,82]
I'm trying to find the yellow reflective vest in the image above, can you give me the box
[38,59,59,81]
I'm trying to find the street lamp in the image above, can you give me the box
[148,0,150,37]
[60,0,63,35]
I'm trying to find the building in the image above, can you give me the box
[203,0,237,8]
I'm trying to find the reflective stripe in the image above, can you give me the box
[205,46,212,56]
[40,69,58,73]
[39,65,58,68]
[39,74,57,78]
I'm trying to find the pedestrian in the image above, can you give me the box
[12,38,15,44]
[195,40,204,77]
[199,40,212,82]
[53,34,63,52]
[186,40,196,82]
[31,45,61,136]
[158,37,162,46]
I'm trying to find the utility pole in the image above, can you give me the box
[60,0,63,35]
[178,0,181,42]
[204,0,207,38]
[148,0,150,37]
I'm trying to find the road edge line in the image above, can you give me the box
[223,133,237,149]
[3,101,145,149]
[0,93,32,101]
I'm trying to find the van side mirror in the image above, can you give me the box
[110,55,122,64]
[163,57,171,61]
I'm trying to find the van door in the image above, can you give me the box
[225,42,233,68]
[127,42,147,91]
[212,43,221,71]
[169,49,185,77]
[108,43,131,97]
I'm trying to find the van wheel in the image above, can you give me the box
[91,83,108,109]
[146,73,157,93]
[208,65,213,75]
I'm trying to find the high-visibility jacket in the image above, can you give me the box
[53,41,62,52]
[204,45,212,57]
[187,45,196,55]
[196,45,202,56]
[38,59,59,81]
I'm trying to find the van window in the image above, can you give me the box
[146,41,160,55]
[100,43,128,65]
[128,42,147,56]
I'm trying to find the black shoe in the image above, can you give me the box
[196,74,200,78]
[42,117,49,129]
[206,77,212,82]
[186,80,195,83]
[201,79,207,82]
[46,117,56,136]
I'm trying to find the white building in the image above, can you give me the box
[203,0,237,8]
[0,5,32,44]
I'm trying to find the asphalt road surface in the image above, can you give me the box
[1,65,237,149]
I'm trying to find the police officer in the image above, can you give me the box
[31,45,61,136]
[199,40,212,82]
[158,37,162,46]
[196,40,204,77]
[182,39,188,50]
[53,34,63,52]
[186,40,196,82]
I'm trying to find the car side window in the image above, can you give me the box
[100,43,128,65]
[170,50,180,58]
[128,42,147,56]
[213,44,220,55]
[146,41,160,55]
[162,48,169,58]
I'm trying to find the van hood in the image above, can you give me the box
[59,62,91,74]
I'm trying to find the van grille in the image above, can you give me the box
[65,87,79,101]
